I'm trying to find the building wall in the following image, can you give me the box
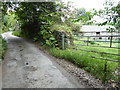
[79,31,119,40]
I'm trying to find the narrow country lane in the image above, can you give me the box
[2,32,84,88]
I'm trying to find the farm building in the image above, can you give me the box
[79,25,119,40]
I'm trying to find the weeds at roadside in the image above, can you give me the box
[0,35,7,61]
[49,47,119,83]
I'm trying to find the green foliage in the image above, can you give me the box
[106,27,116,32]
[12,30,22,37]
[10,2,74,47]
[0,13,17,33]
[74,8,95,25]
[66,21,82,35]
[97,0,120,32]
[1,1,17,33]
[0,35,7,60]
[51,24,72,34]
[11,2,59,47]
[49,47,118,82]
[51,21,82,35]
[49,35,119,82]
[2,1,77,47]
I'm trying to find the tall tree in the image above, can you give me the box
[97,0,120,32]
[74,8,94,25]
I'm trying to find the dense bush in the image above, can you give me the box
[66,21,82,35]
[0,13,17,34]
[10,2,63,47]
[51,24,72,34]
[2,1,78,48]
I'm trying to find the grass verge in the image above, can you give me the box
[48,47,118,83]
[0,35,7,61]
[12,30,22,37]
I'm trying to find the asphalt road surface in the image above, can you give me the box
[2,32,85,88]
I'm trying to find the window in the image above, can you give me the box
[99,37,102,39]
[96,32,100,35]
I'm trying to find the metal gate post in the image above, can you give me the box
[110,36,113,47]
[62,33,65,50]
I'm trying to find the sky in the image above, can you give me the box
[62,0,120,11]
[61,0,120,23]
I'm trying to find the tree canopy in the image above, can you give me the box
[74,8,95,25]
[1,1,81,47]
[97,0,120,32]
[2,0,119,47]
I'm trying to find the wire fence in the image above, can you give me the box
[63,34,120,63]
[61,32,120,83]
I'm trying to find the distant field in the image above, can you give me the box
[73,36,119,48]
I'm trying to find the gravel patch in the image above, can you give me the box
[35,44,106,88]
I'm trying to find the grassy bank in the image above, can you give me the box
[0,35,7,61]
[12,30,22,37]
[49,47,119,83]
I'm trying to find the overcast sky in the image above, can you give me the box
[62,0,120,11]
